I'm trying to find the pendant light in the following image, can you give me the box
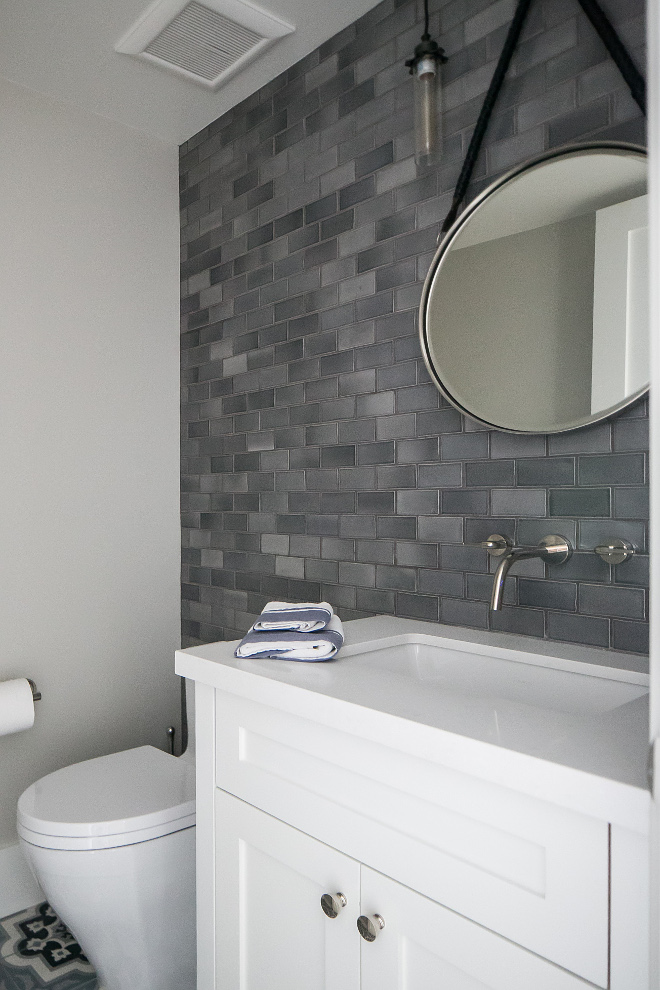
[405,0,447,168]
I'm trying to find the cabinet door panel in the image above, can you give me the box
[215,790,360,990]
[360,866,596,990]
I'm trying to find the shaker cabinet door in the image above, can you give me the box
[214,789,361,990]
[359,866,598,990]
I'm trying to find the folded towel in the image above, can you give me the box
[234,614,344,661]
[252,600,333,633]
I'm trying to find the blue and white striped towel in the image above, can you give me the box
[234,614,344,661]
[252,600,333,633]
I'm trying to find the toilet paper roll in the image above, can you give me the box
[0,678,35,737]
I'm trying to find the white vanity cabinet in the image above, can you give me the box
[216,790,599,990]
[177,616,651,990]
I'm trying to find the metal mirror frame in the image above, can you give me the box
[419,141,648,434]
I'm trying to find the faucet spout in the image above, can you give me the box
[478,534,572,611]
[490,547,543,610]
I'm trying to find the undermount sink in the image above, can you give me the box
[349,638,648,716]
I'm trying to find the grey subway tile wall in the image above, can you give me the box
[180,0,648,654]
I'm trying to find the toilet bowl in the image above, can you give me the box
[17,744,196,990]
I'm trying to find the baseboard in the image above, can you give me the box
[0,843,43,918]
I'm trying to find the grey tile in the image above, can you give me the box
[613,418,649,451]
[395,592,439,621]
[181,0,647,656]
[490,433,546,458]
[579,584,645,619]
[490,488,546,517]
[518,578,577,611]
[419,568,464,597]
[441,432,489,461]
[548,422,611,455]
[442,490,489,515]
[440,597,489,630]
[578,519,646,553]
[490,606,545,639]
[549,488,611,517]
[517,457,575,486]
[378,516,417,539]
[546,611,610,649]
[611,619,649,655]
[578,454,645,486]
[613,554,649,588]
[397,489,439,514]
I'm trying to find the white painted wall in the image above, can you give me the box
[0,80,181,905]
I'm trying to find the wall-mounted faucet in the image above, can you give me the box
[475,534,572,611]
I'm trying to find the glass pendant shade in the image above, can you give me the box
[414,56,441,167]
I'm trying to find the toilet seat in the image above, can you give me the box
[18,746,195,851]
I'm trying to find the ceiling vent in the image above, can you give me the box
[115,0,294,90]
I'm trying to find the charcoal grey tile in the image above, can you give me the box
[416,408,464,436]
[517,457,575,486]
[441,597,489,630]
[418,463,462,488]
[490,606,545,639]
[578,454,645,485]
[181,0,647,656]
[611,619,649,655]
[518,578,577,611]
[418,516,464,543]
[372,507,414,539]
[358,440,395,465]
[614,554,649,588]
[396,437,439,463]
[549,488,611,517]
[613,418,649,451]
[578,519,646,552]
[357,491,395,513]
[356,587,396,613]
[490,433,545,458]
[548,422,611,454]
[579,584,645,619]
[397,489,438,515]
[341,514,376,538]
[543,609,614,661]
[465,460,515,487]
[321,444,356,467]
[491,488,546,517]
[378,464,416,488]
[339,176,376,210]
[441,432,489,461]
[442,490,489,515]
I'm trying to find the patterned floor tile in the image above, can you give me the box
[0,905,97,990]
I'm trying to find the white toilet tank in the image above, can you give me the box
[18,746,196,990]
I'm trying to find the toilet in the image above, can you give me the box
[17,708,196,990]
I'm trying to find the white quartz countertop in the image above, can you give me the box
[177,616,650,831]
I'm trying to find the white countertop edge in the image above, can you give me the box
[180,615,649,680]
[176,640,650,834]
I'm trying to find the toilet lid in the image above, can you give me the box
[18,746,195,850]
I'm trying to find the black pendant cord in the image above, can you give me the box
[440,0,647,236]
[576,0,646,114]
[440,0,533,234]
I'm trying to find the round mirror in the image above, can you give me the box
[420,142,648,434]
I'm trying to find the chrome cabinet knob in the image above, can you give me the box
[357,914,385,941]
[321,892,346,919]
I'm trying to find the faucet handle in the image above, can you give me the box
[474,534,512,557]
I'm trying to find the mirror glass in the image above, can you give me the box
[420,143,648,433]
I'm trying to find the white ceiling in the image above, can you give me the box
[0,0,380,146]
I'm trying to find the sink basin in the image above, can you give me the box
[353,639,648,716]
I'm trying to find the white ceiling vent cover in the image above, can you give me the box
[115,0,294,90]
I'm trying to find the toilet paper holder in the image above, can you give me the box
[27,679,41,702]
